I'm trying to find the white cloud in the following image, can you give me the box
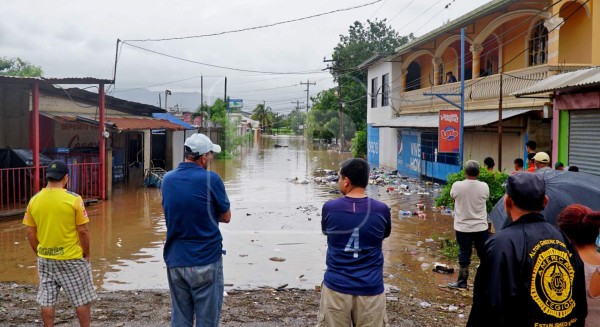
[3,0,489,112]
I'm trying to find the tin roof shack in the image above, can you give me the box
[0,77,194,204]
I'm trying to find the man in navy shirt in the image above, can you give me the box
[317,158,391,327]
[161,133,231,327]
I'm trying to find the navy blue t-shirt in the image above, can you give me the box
[161,162,230,268]
[321,196,391,296]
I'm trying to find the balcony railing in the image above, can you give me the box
[396,65,589,111]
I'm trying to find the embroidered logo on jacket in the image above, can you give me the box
[530,245,576,319]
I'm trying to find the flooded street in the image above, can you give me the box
[0,136,457,300]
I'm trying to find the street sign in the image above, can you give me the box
[228,98,243,109]
[438,110,460,153]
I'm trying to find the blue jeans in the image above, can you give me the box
[167,258,224,327]
[456,230,488,266]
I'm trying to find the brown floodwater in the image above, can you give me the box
[0,135,457,300]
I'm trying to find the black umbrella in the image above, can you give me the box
[490,170,600,230]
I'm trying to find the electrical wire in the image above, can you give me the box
[122,42,328,75]
[124,0,382,42]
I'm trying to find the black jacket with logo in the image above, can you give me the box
[468,213,587,327]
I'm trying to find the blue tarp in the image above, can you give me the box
[152,113,195,130]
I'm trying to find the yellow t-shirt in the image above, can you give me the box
[22,188,89,260]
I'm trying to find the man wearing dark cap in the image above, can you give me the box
[468,173,587,326]
[22,160,97,326]
[161,133,231,327]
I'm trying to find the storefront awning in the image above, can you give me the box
[373,109,534,128]
[40,112,188,131]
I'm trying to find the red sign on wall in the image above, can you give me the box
[439,110,460,153]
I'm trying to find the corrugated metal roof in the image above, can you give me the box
[373,109,533,128]
[152,113,195,129]
[40,112,186,131]
[512,67,600,96]
[106,117,186,131]
[0,76,113,84]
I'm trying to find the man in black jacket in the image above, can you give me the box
[468,173,587,326]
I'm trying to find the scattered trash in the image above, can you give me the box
[298,275,304,279]
[416,203,425,210]
[416,241,423,246]
[269,257,286,262]
[448,305,458,312]
[239,254,248,257]
[459,314,465,318]
[418,213,426,220]
[276,283,288,290]
[420,263,431,270]
[424,238,434,243]
[432,263,454,274]
[400,210,412,216]
[386,296,399,301]
[420,301,431,308]
[246,213,252,216]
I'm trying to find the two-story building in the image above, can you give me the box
[363,0,599,180]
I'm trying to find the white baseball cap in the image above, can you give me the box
[184,133,221,155]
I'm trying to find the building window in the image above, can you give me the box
[438,63,444,85]
[529,20,548,66]
[381,73,389,107]
[371,77,378,108]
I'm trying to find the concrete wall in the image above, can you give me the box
[39,94,124,116]
[378,127,397,169]
[170,130,185,170]
[559,2,593,64]
[0,84,30,148]
[367,61,395,124]
[143,130,151,171]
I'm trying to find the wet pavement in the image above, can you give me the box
[0,135,458,300]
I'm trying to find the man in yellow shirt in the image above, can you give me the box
[23,160,97,327]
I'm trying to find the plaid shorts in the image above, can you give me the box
[37,257,98,307]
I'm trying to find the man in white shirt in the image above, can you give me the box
[448,160,489,289]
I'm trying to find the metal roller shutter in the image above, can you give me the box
[569,110,600,176]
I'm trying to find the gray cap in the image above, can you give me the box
[505,173,546,211]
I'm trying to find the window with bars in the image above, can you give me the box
[529,20,548,66]
[381,73,389,107]
[371,77,378,108]
[438,63,444,85]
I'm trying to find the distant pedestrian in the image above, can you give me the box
[533,152,552,172]
[468,173,587,326]
[526,153,536,172]
[22,160,97,327]
[483,157,495,172]
[446,71,458,83]
[526,140,537,154]
[569,166,580,172]
[318,158,391,327]
[558,204,600,326]
[555,162,565,170]
[448,160,489,289]
[161,133,231,327]
[513,158,524,174]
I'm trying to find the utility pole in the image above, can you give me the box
[200,75,204,127]
[300,80,316,112]
[291,100,304,111]
[165,89,171,111]
[224,77,228,111]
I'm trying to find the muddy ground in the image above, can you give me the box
[0,282,471,326]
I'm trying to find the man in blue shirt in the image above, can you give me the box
[161,133,231,327]
[317,158,391,327]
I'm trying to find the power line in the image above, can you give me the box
[122,42,327,75]
[124,0,382,42]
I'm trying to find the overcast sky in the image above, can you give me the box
[3,0,489,112]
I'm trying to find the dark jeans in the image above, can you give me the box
[456,230,488,266]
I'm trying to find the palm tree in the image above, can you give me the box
[252,104,272,133]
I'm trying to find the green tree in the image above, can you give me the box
[351,130,367,158]
[192,103,210,127]
[251,104,274,134]
[0,57,43,77]
[435,168,509,213]
[330,19,413,133]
